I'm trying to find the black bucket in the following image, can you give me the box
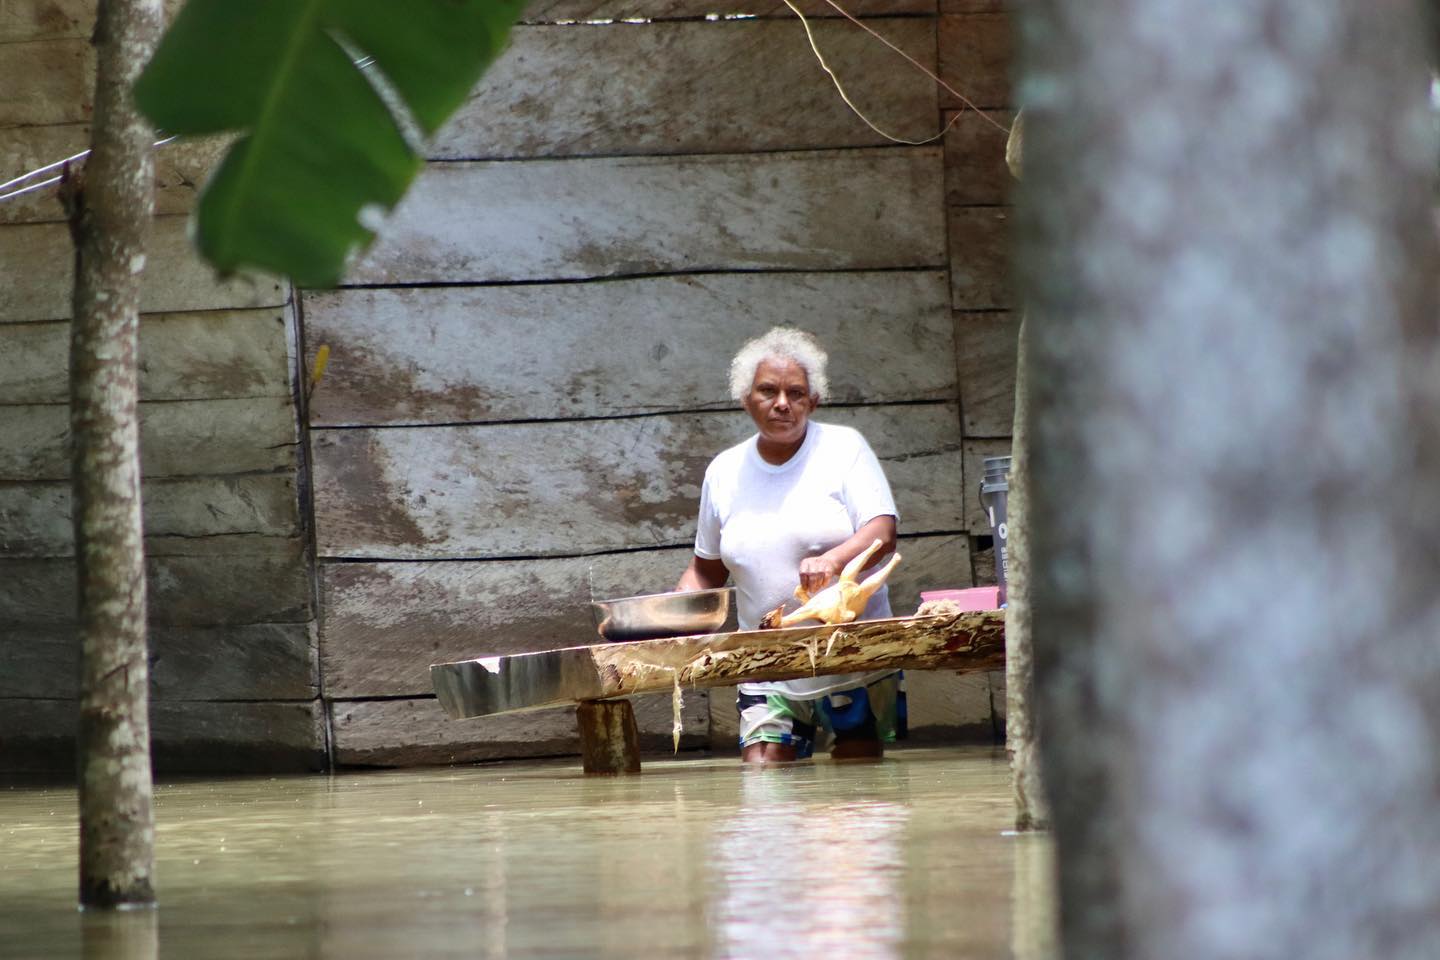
[978,455,1012,605]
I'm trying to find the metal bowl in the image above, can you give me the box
[590,587,734,642]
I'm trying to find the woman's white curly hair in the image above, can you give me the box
[728,327,830,403]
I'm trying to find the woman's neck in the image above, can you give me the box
[756,426,807,465]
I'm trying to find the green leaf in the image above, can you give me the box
[133,0,523,288]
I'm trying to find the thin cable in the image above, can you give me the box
[0,148,91,194]
[1,28,1008,204]
[780,0,963,146]
[0,38,364,203]
[0,136,179,204]
[0,175,63,203]
[818,0,1012,137]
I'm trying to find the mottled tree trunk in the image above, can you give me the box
[63,0,164,909]
[1017,1,1440,959]
[1004,316,1048,831]
[1003,111,1048,832]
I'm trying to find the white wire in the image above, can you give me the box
[0,148,92,193]
[779,0,961,146]
[0,49,380,204]
[0,55,388,206]
[0,175,63,203]
[0,50,376,205]
[0,136,179,205]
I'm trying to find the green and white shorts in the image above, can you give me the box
[736,673,907,758]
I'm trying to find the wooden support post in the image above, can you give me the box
[575,699,641,775]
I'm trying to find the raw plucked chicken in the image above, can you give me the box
[758,538,901,629]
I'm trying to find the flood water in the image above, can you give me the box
[0,746,1055,959]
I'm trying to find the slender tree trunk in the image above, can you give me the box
[63,0,164,909]
[1005,316,1048,831]
[1018,1,1440,958]
[1002,111,1048,832]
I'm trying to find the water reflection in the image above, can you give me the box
[711,768,909,959]
[478,811,509,960]
[81,909,156,960]
[1010,832,1058,960]
[0,747,1043,959]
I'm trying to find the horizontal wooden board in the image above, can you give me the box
[948,205,1012,310]
[955,310,1019,437]
[0,698,326,773]
[0,473,300,557]
[705,685,740,748]
[0,125,231,225]
[0,124,83,225]
[0,0,930,47]
[0,396,297,481]
[303,272,953,426]
[0,38,91,125]
[319,533,969,698]
[988,667,1006,724]
[0,621,317,700]
[939,0,1003,11]
[938,12,1010,110]
[432,609,1004,712]
[328,691,708,767]
[0,306,292,404]
[604,613,1000,706]
[0,0,184,43]
[441,18,937,159]
[519,0,934,21]
[350,148,945,285]
[0,0,89,42]
[312,404,963,560]
[321,549,692,699]
[0,216,288,323]
[971,538,996,585]
[0,542,313,626]
[943,109,1014,206]
[904,670,996,739]
[962,435,1011,536]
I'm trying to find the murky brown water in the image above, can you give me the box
[0,746,1055,959]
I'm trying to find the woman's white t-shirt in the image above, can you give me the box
[693,421,899,700]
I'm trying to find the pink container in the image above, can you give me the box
[919,586,1001,611]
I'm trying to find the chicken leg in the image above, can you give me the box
[758,538,902,629]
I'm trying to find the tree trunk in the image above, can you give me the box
[1002,110,1048,832]
[64,0,164,910]
[1004,316,1048,831]
[1018,1,1440,958]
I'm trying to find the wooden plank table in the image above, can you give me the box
[431,609,1005,773]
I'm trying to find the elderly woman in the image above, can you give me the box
[676,327,905,763]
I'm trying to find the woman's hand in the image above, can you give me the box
[798,515,898,596]
[798,554,843,596]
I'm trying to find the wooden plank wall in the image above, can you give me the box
[306,0,1015,763]
[941,0,1016,593]
[0,2,323,772]
[942,0,1015,738]
[0,0,1014,770]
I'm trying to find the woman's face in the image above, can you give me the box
[742,357,816,447]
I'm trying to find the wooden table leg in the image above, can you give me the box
[576,699,641,774]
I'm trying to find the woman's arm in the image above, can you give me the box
[797,514,898,595]
[676,554,730,591]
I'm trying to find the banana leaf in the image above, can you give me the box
[133,0,524,288]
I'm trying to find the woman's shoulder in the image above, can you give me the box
[811,421,868,450]
[705,434,755,477]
